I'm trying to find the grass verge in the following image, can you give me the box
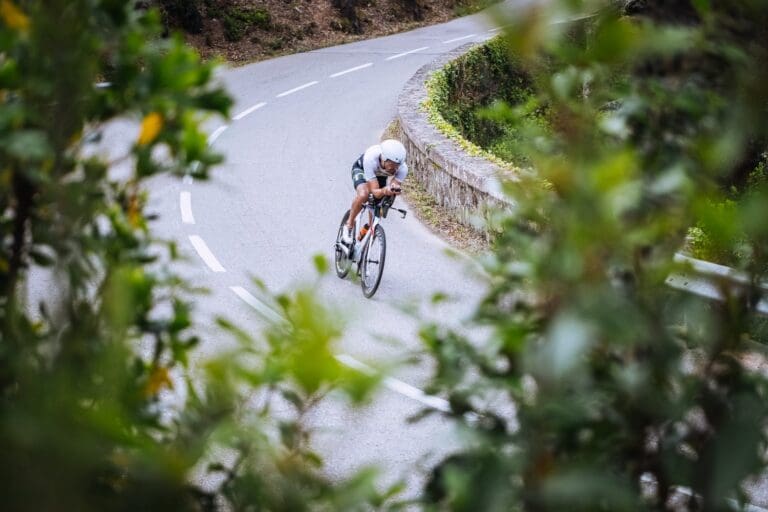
[383,120,489,254]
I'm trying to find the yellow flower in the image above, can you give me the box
[137,112,163,146]
[144,366,173,397]
[0,0,30,32]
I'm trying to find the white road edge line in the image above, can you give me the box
[180,191,195,224]
[488,27,502,33]
[443,34,477,44]
[189,235,226,272]
[229,286,452,413]
[233,102,267,121]
[334,354,452,413]
[385,46,429,61]
[330,62,373,78]
[229,286,285,324]
[208,125,228,144]
[276,81,319,98]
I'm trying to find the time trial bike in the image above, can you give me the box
[334,192,407,298]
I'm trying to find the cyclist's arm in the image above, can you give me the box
[394,162,408,182]
[387,163,407,194]
[371,187,391,199]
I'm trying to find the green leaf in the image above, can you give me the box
[3,130,53,162]
[312,253,329,275]
[280,389,304,411]
[302,450,324,468]
[29,247,54,266]
[278,421,300,450]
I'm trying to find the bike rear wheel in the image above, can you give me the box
[334,210,352,279]
[360,224,386,298]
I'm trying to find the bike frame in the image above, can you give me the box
[352,202,379,266]
[338,195,406,268]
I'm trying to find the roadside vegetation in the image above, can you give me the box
[153,0,502,62]
[425,36,542,167]
[417,1,768,510]
[0,2,389,510]
[427,12,768,271]
[3,0,768,511]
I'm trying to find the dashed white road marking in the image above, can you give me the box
[443,34,477,44]
[330,62,373,78]
[276,81,319,98]
[233,102,267,121]
[180,191,195,224]
[385,46,429,61]
[189,235,226,272]
[488,27,502,33]
[184,123,227,187]
[208,125,228,144]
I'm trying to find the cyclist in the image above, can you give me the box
[341,139,409,245]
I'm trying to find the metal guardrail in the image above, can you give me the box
[667,253,768,316]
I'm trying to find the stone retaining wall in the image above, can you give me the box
[396,44,512,234]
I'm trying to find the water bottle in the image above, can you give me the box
[358,223,369,241]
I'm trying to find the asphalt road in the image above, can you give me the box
[129,2,533,499]
[149,3,768,503]
[29,1,768,507]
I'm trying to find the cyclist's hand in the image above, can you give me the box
[388,185,402,196]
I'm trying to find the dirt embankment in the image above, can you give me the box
[158,0,493,64]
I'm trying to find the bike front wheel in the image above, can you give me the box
[360,224,386,298]
[334,210,352,279]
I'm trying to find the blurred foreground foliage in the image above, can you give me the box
[0,2,390,510]
[419,0,768,510]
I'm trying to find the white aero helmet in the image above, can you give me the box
[380,139,406,164]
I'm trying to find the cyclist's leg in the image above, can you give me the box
[348,183,369,230]
[348,177,385,234]
[347,161,371,231]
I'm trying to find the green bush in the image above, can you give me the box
[687,156,768,269]
[453,0,502,17]
[419,2,768,510]
[429,36,551,166]
[0,2,390,510]
[158,0,204,33]
[223,6,270,42]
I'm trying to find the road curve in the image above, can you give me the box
[145,2,524,497]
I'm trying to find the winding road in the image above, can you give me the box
[141,1,518,498]
[83,2,768,507]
